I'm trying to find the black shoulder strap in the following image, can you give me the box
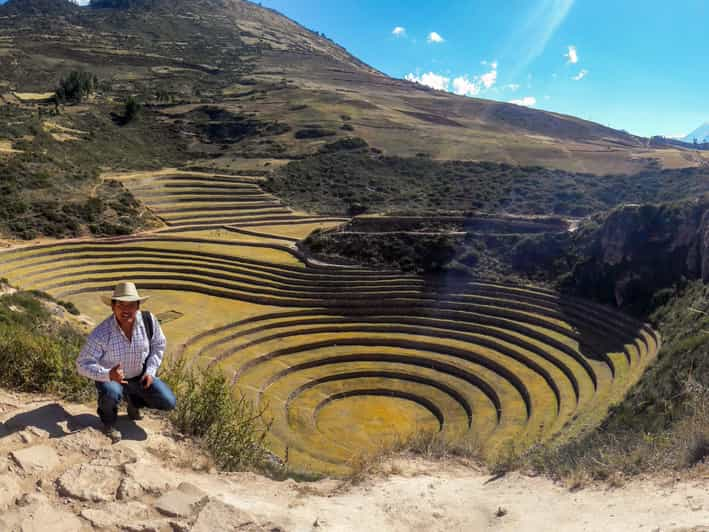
[140,311,154,377]
[142,311,154,341]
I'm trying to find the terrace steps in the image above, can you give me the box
[0,168,661,475]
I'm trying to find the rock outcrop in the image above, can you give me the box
[568,195,709,309]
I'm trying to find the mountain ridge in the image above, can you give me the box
[1,0,706,174]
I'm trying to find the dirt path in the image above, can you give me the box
[0,387,706,531]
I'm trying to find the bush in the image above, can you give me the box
[58,300,81,315]
[55,71,98,104]
[124,96,142,123]
[161,357,270,471]
[294,127,336,139]
[0,292,92,401]
[319,137,369,153]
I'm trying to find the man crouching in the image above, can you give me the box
[76,281,176,443]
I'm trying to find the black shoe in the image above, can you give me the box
[127,398,143,421]
[103,424,121,443]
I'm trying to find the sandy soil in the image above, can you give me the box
[0,387,706,531]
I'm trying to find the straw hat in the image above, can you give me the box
[101,281,150,306]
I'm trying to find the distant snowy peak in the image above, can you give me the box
[683,122,709,143]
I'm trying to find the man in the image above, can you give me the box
[77,281,176,443]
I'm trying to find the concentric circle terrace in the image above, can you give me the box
[0,169,660,476]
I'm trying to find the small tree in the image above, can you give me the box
[55,71,97,104]
[124,96,141,123]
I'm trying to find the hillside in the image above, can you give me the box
[0,0,707,176]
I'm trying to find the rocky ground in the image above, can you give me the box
[0,387,707,532]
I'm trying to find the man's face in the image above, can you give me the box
[112,300,139,325]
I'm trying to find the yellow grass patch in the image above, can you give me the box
[13,92,55,102]
[0,140,22,155]
[42,121,88,142]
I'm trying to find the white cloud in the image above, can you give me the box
[509,96,537,107]
[565,45,579,64]
[452,76,480,97]
[572,69,588,80]
[405,72,450,92]
[504,84,521,91]
[392,26,406,37]
[406,61,500,98]
[481,67,497,89]
[427,32,445,44]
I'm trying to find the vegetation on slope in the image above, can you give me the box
[303,230,461,273]
[0,100,190,239]
[530,281,709,480]
[0,157,155,239]
[266,151,709,217]
[0,289,92,401]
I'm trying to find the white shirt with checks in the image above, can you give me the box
[77,311,167,382]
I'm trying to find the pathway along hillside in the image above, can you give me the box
[0,169,661,476]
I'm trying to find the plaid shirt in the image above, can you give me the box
[77,311,166,382]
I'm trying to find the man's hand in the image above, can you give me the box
[140,373,153,389]
[109,363,128,384]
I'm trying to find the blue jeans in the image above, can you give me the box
[95,377,176,426]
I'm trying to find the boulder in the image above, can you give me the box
[192,499,274,532]
[0,493,83,532]
[123,461,180,495]
[10,445,60,474]
[154,482,208,518]
[56,463,122,502]
[79,501,151,528]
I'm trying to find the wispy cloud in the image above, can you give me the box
[504,83,521,91]
[392,26,406,38]
[509,96,537,107]
[573,69,588,80]
[427,32,445,44]
[502,0,575,76]
[405,72,450,91]
[565,45,578,64]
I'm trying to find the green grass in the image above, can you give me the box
[266,151,709,217]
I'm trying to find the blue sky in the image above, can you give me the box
[257,0,709,138]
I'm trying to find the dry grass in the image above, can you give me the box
[525,378,709,485]
[343,430,483,485]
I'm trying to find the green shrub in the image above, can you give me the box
[161,357,270,471]
[294,127,336,139]
[124,96,142,123]
[55,71,98,104]
[319,137,368,153]
[0,322,92,401]
[58,300,81,315]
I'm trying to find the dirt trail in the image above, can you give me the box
[0,387,706,531]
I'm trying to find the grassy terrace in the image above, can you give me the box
[0,169,660,476]
[108,170,348,233]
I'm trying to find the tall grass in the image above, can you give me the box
[160,357,271,471]
[0,292,93,401]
